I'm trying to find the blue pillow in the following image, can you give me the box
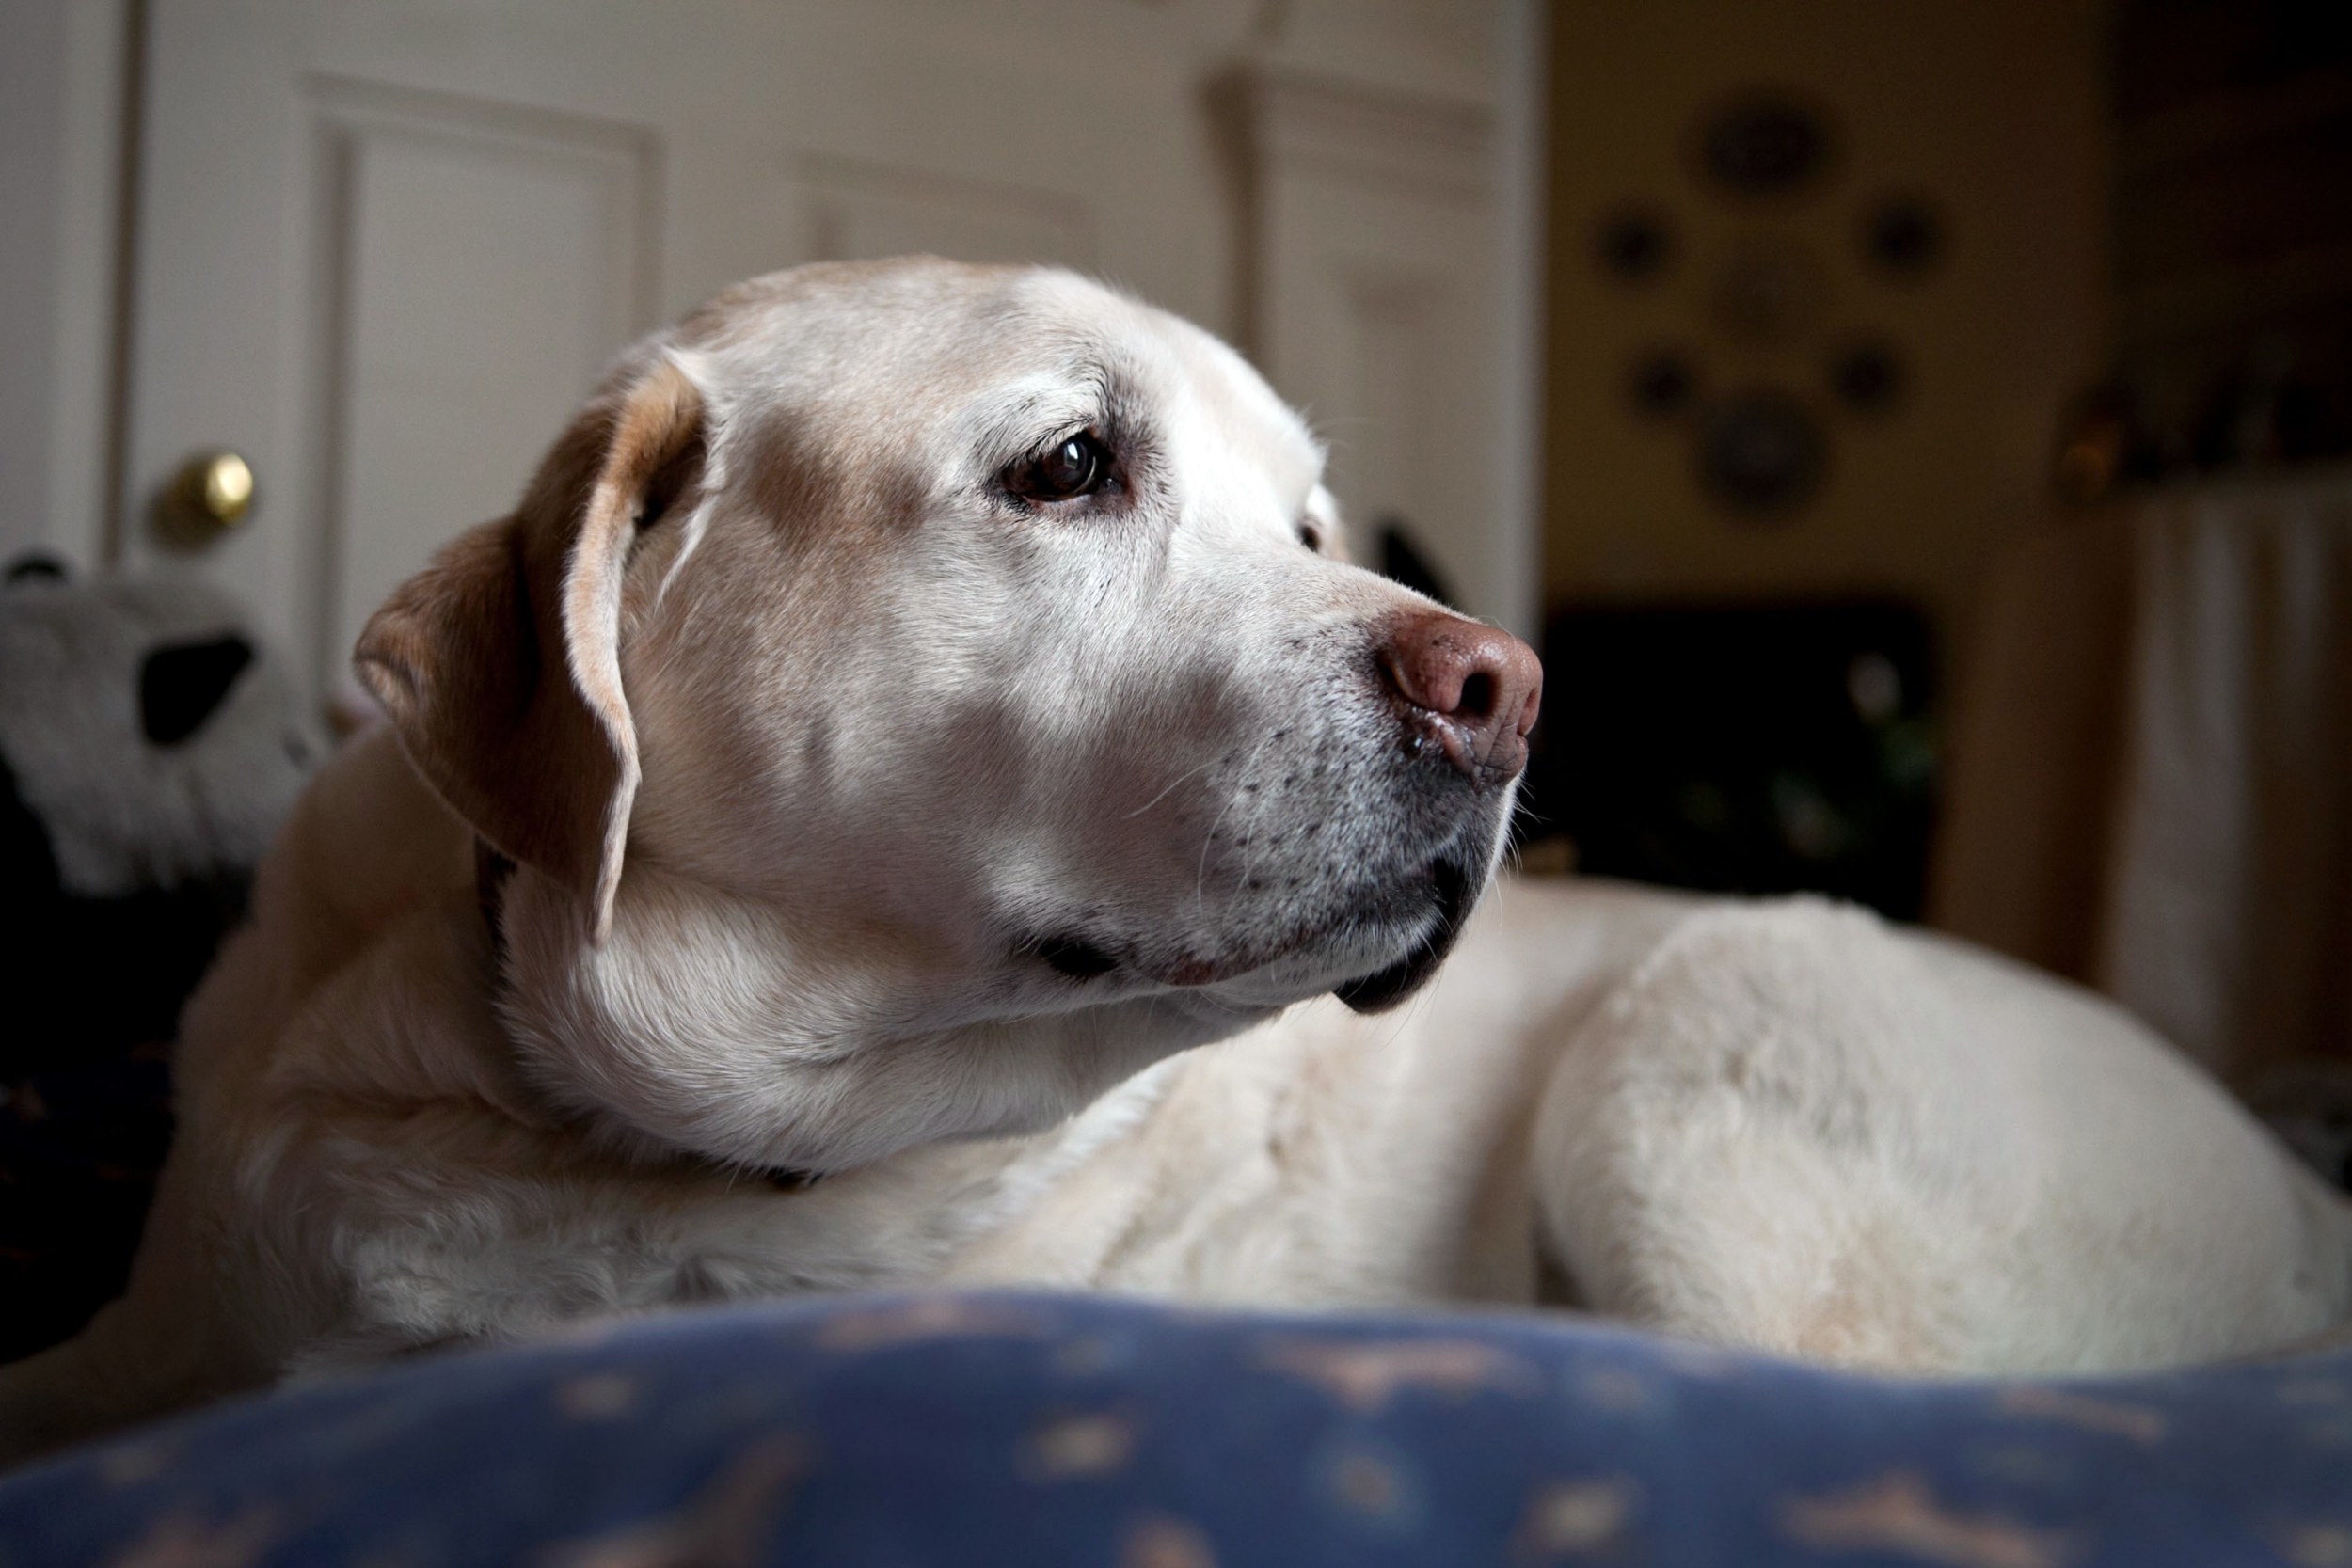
[2,1292,2347,1566]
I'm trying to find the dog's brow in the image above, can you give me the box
[975,384,1095,453]
[972,360,1132,457]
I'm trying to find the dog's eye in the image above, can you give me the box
[1297,519,1326,553]
[1009,433,1111,504]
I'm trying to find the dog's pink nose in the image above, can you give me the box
[1376,610,1543,781]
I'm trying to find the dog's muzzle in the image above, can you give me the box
[1326,611,1539,1013]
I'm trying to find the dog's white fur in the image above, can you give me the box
[6,260,2347,1462]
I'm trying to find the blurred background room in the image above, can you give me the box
[2,0,2350,1351]
[1530,0,2352,1113]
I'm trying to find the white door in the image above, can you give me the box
[121,0,1534,707]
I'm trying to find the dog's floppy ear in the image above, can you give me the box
[355,356,704,942]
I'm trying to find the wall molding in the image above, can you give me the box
[1241,49,1521,628]
[1246,63,1495,205]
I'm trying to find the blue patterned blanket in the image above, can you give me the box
[3,1292,2347,1566]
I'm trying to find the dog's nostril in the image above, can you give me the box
[1376,610,1541,782]
[1039,935,1117,980]
[1456,671,1497,721]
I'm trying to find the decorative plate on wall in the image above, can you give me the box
[1861,194,1947,277]
[1626,346,1701,420]
[1697,388,1827,515]
[1707,239,1828,348]
[1696,90,1836,198]
[1595,204,1676,283]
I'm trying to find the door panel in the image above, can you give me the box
[310,79,655,682]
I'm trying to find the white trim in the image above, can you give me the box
[1248,63,1495,201]
[0,0,130,571]
[1490,0,1549,643]
[50,0,133,567]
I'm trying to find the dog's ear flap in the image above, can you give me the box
[355,356,705,942]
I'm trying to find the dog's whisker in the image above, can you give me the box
[1124,759,1216,820]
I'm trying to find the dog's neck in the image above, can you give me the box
[473,836,832,1189]
[479,855,1272,1179]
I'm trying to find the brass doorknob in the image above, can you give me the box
[154,451,256,545]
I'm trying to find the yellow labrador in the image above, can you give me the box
[7,260,2345,1461]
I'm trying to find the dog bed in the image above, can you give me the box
[1,1291,2344,1566]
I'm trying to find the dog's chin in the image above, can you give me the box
[1331,855,1477,1015]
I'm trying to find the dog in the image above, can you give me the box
[6,258,2346,1463]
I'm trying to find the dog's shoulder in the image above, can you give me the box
[173,725,476,1099]
[274,725,480,986]
[171,724,532,1254]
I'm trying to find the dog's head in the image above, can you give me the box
[357,259,1538,1172]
